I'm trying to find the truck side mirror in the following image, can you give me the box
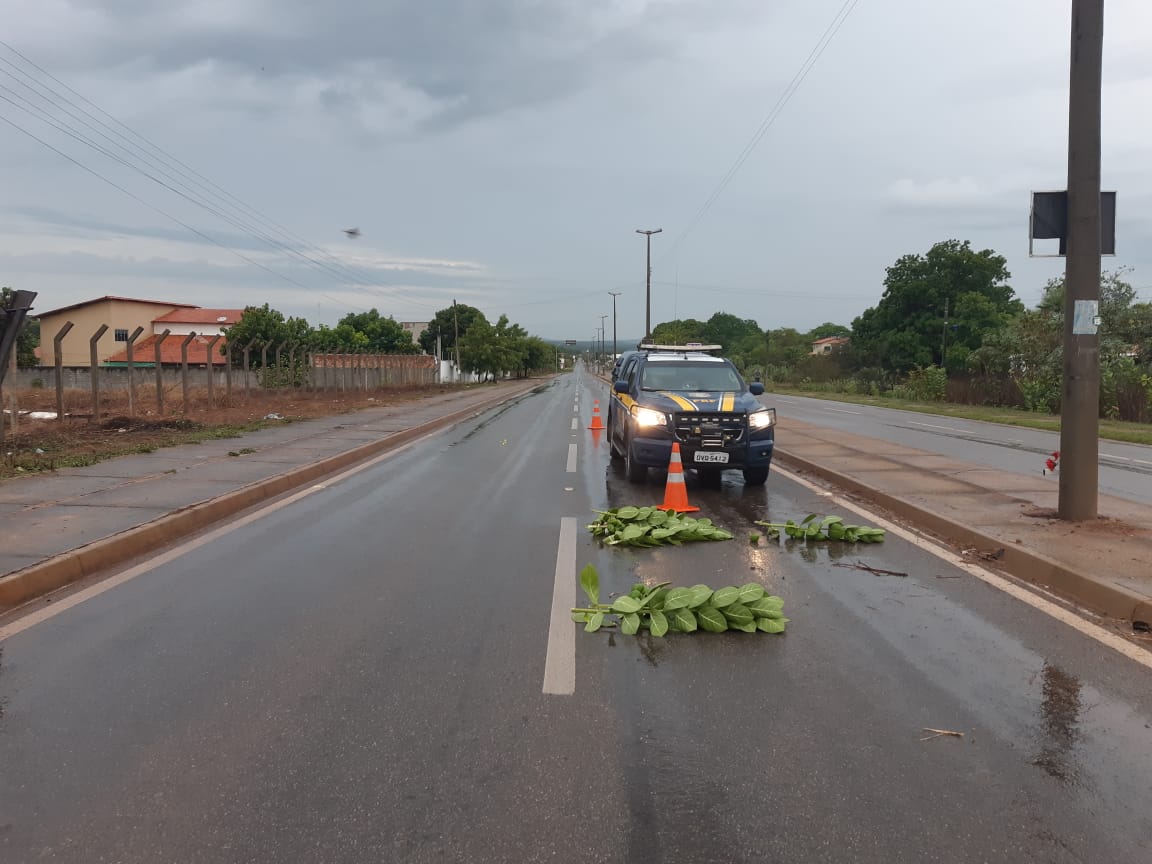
[614,380,629,394]
[749,382,765,396]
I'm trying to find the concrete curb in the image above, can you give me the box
[774,447,1152,625]
[0,381,546,613]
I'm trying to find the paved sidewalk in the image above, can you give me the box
[0,379,546,608]
[775,417,1152,625]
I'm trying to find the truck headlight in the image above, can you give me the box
[632,406,667,427]
[748,409,776,429]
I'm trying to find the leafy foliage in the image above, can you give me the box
[588,507,734,546]
[571,566,787,636]
[314,309,418,354]
[851,239,1023,373]
[416,304,488,357]
[756,514,885,543]
[223,303,314,366]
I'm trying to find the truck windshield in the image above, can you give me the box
[640,363,743,392]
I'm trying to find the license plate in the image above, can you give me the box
[694,451,729,464]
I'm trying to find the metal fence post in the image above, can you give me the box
[205,334,221,407]
[125,325,144,416]
[225,342,234,402]
[154,330,170,415]
[243,339,256,399]
[89,324,108,421]
[180,332,197,412]
[53,321,74,423]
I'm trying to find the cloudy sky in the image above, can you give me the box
[2,0,1150,340]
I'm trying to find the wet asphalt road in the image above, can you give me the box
[1,368,1151,863]
[765,392,1152,505]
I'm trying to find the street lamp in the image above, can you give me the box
[608,291,621,360]
[636,228,662,339]
[599,315,608,374]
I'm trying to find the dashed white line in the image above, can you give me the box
[823,406,863,415]
[566,443,577,472]
[571,418,578,431]
[773,464,1152,671]
[542,517,578,695]
[907,420,974,434]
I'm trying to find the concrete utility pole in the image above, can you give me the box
[608,291,621,361]
[1059,0,1104,522]
[636,228,662,339]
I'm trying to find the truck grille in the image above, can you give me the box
[672,412,746,448]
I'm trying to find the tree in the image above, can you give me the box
[459,314,528,380]
[807,322,851,341]
[650,318,706,345]
[852,240,1022,373]
[325,309,418,354]
[2,287,39,368]
[417,304,488,358]
[519,337,556,377]
[223,303,314,366]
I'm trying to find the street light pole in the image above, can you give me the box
[636,228,662,340]
[1059,0,1104,522]
[608,291,621,360]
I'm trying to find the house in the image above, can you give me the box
[104,308,245,367]
[810,336,850,355]
[400,321,430,346]
[37,296,197,367]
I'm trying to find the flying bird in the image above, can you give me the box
[343,227,361,239]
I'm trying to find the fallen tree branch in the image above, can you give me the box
[833,562,909,578]
[920,727,965,741]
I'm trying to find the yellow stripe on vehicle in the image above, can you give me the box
[661,392,697,411]
[721,392,735,412]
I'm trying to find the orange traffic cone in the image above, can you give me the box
[588,399,605,431]
[658,442,699,513]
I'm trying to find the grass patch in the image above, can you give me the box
[767,387,1152,446]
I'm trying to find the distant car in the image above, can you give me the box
[606,344,776,486]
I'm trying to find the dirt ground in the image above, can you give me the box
[0,384,473,480]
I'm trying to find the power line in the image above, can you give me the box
[0,41,443,312]
[659,0,863,264]
[0,108,370,311]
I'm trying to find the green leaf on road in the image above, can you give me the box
[579,563,600,606]
[585,612,605,633]
[612,595,642,614]
[710,587,740,608]
[662,587,692,610]
[697,606,729,633]
[671,608,698,632]
[687,585,714,608]
[621,613,641,635]
[649,611,669,637]
[737,583,765,604]
[757,617,787,634]
[721,603,754,627]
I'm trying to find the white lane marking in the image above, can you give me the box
[773,465,1152,671]
[566,443,577,472]
[573,405,579,414]
[0,429,435,641]
[907,420,974,434]
[542,517,578,695]
[823,406,863,415]
[571,418,578,430]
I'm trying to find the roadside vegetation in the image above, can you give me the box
[646,240,1152,443]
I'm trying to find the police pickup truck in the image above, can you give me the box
[606,344,776,485]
